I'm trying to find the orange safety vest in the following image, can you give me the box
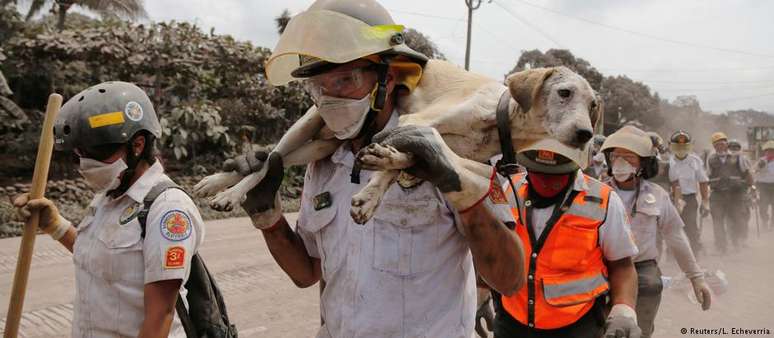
[501,173,611,330]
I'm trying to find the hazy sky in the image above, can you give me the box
[136,0,774,113]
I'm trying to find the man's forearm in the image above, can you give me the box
[607,257,638,307]
[459,205,525,296]
[261,217,320,288]
[699,182,709,201]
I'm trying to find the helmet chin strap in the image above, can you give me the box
[350,61,390,184]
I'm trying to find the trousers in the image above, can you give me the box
[635,260,663,338]
[709,191,747,251]
[680,194,701,254]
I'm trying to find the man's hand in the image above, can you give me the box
[700,199,710,217]
[241,152,285,230]
[475,291,494,337]
[604,304,642,338]
[691,277,712,311]
[13,193,70,240]
[363,125,462,193]
[223,150,269,176]
[675,198,687,214]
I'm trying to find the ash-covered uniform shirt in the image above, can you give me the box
[295,112,511,338]
[515,171,638,261]
[756,157,774,183]
[71,162,204,338]
[669,153,709,195]
[611,180,702,278]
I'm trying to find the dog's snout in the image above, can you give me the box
[575,128,593,145]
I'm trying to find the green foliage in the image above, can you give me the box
[1,12,312,175]
[161,100,233,160]
[601,75,663,134]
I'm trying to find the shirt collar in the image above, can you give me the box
[124,161,165,203]
[572,169,590,192]
[330,110,399,167]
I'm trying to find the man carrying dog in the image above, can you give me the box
[227,1,525,337]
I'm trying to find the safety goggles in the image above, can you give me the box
[304,66,376,103]
[608,152,640,164]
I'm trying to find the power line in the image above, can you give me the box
[508,0,774,59]
[389,9,465,22]
[490,1,563,48]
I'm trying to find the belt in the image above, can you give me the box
[634,259,658,269]
[682,193,696,197]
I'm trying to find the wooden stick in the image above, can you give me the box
[4,94,62,338]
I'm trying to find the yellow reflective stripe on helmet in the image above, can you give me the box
[88,111,125,128]
[361,24,404,40]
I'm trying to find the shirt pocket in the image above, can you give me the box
[545,221,600,272]
[371,184,442,277]
[96,221,144,282]
[299,203,341,276]
[631,205,659,246]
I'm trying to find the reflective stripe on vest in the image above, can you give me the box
[502,173,610,330]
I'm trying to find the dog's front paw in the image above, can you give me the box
[350,185,383,224]
[209,187,245,212]
[193,172,242,197]
[357,143,414,171]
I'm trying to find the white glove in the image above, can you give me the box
[690,276,712,311]
[604,304,641,338]
[700,199,710,217]
[676,198,687,214]
[13,193,71,240]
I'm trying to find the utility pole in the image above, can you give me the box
[464,0,483,70]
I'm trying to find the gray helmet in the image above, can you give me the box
[54,81,161,153]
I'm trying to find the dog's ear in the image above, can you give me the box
[590,91,605,131]
[506,67,556,113]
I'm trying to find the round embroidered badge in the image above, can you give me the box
[160,210,192,241]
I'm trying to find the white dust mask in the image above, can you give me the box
[611,158,637,182]
[317,93,372,140]
[79,157,128,193]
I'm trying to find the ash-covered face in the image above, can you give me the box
[538,67,599,148]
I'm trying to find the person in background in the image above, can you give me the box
[668,130,710,256]
[755,140,774,230]
[602,126,711,338]
[707,132,755,253]
[584,134,608,179]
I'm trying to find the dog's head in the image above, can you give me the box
[506,66,602,149]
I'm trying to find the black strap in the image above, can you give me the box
[137,178,185,239]
[175,295,196,338]
[351,62,391,184]
[137,179,199,337]
[494,90,519,176]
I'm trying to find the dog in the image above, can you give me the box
[193,60,602,223]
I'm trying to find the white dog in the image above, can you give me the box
[194,60,601,222]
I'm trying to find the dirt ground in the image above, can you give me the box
[0,213,772,337]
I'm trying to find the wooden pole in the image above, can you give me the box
[3,94,62,338]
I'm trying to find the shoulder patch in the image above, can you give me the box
[164,246,185,269]
[489,184,508,204]
[160,210,192,241]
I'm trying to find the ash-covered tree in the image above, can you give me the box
[507,49,603,90]
[275,9,291,35]
[20,0,146,31]
[403,28,445,60]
